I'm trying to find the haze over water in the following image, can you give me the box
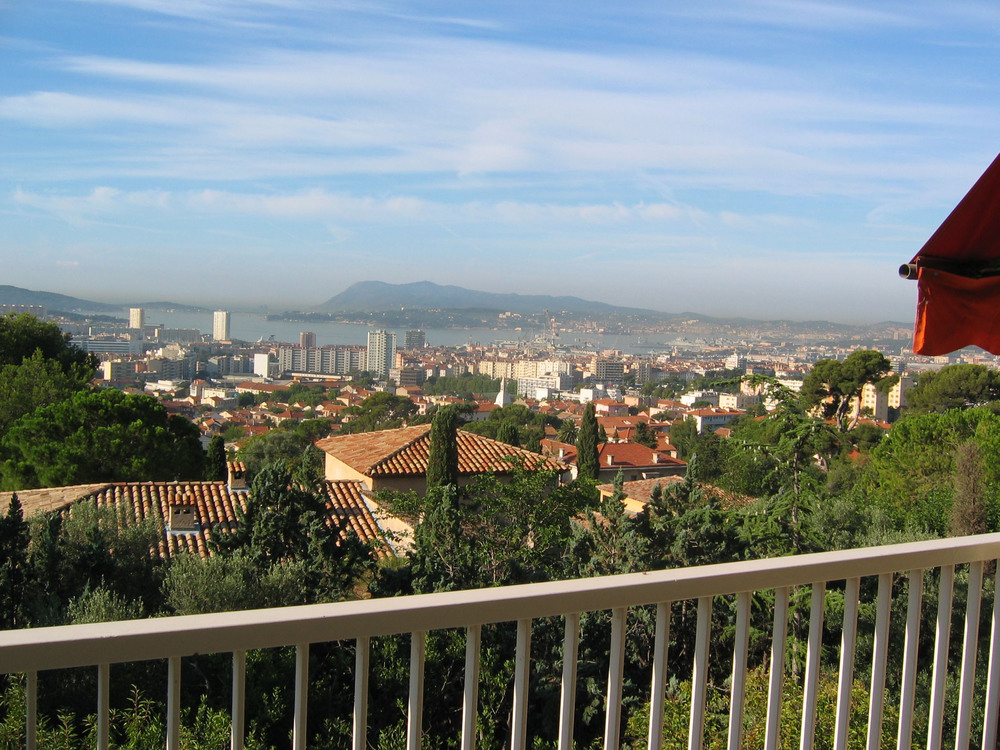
[147,311,662,355]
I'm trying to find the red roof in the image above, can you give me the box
[315,425,567,477]
[1,478,391,559]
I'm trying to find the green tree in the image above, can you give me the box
[576,402,601,480]
[0,495,29,629]
[496,420,519,447]
[0,390,204,490]
[951,440,987,536]
[238,420,333,478]
[163,550,309,614]
[213,464,370,602]
[0,313,96,372]
[905,363,1000,413]
[863,407,1000,534]
[670,417,699,460]
[205,434,227,481]
[0,350,94,437]
[338,392,417,434]
[799,350,891,430]
[556,419,578,445]
[633,420,657,449]
[426,405,460,490]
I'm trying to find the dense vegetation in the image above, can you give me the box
[0,323,998,749]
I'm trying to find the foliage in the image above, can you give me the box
[422,373,502,400]
[670,416,699,460]
[567,472,649,577]
[66,586,144,624]
[212,463,371,603]
[163,551,309,614]
[337,392,417,434]
[863,407,1000,534]
[426,405,460,490]
[0,390,204,490]
[576,402,601,480]
[0,351,94,438]
[495,419,519,446]
[0,495,29,629]
[205,434,227,481]
[379,467,594,593]
[22,503,163,628]
[0,313,95,372]
[799,349,891,430]
[905,363,1000,413]
[237,419,332,478]
[950,440,988,536]
[556,419,577,444]
[633,420,657,448]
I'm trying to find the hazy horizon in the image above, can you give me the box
[3,2,998,325]
[9,279,915,328]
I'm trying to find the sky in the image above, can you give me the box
[2,1,999,324]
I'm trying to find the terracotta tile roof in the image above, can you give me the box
[0,484,112,519]
[597,443,686,470]
[3,478,391,560]
[86,481,247,559]
[319,480,393,558]
[315,425,568,477]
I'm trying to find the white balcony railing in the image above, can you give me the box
[2,533,1000,750]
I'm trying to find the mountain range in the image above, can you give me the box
[320,281,656,316]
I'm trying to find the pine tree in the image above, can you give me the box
[576,402,601,480]
[496,420,519,447]
[426,405,460,489]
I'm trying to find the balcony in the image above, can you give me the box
[1,533,999,750]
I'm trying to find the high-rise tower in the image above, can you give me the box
[213,310,231,342]
[129,307,144,330]
[366,329,396,380]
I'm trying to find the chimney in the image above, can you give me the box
[607,454,614,466]
[167,497,198,533]
[652,452,659,464]
[228,461,248,492]
[558,448,565,460]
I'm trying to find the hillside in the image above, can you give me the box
[0,285,122,313]
[320,280,659,316]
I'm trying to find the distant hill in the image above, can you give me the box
[0,286,212,315]
[0,286,122,314]
[321,281,658,316]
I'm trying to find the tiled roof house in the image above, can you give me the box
[0,462,395,559]
[315,424,571,495]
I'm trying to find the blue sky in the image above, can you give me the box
[2,1,999,323]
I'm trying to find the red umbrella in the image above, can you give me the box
[901,153,1000,355]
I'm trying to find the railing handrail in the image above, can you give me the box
[3,532,999,674]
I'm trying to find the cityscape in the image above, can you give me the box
[3,1,1000,749]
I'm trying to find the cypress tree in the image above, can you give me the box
[0,494,29,629]
[206,434,228,481]
[576,402,601,480]
[426,405,460,489]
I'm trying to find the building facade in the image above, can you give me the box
[213,310,231,342]
[404,330,426,350]
[367,330,396,380]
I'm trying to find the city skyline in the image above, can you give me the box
[3,1,1000,324]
